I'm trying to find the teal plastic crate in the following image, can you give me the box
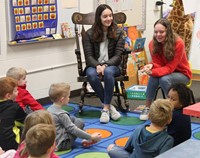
[126,85,147,100]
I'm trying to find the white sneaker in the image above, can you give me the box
[110,105,121,120]
[100,110,110,123]
[139,107,150,121]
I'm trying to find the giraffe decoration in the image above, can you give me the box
[167,0,194,58]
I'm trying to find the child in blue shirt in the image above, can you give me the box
[107,99,174,158]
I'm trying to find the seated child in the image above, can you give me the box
[47,82,102,151]
[25,124,56,158]
[14,110,58,158]
[6,67,44,113]
[167,83,192,146]
[107,99,174,158]
[0,77,27,151]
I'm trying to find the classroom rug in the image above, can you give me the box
[44,103,200,158]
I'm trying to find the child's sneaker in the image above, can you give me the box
[139,107,150,121]
[82,139,96,147]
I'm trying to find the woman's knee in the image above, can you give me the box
[86,69,97,78]
[159,75,171,84]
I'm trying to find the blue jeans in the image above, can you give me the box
[146,72,190,101]
[86,66,121,105]
[108,145,131,158]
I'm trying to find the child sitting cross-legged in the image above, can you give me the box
[25,124,56,158]
[107,99,174,158]
[47,82,102,151]
[6,67,44,113]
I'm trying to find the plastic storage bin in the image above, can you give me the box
[126,85,147,100]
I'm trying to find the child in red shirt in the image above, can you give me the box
[6,67,44,112]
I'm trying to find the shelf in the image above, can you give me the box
[8,37,76,46]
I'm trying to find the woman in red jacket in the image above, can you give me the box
[140,18,191,120]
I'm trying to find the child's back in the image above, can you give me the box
[0,77,27,151]
[107,99,174,158]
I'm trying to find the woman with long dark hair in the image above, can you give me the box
[84,4,125,123]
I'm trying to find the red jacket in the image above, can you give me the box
[16,85,44,111]
[149,37,192,79]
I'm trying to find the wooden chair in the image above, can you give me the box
[71,12,130,112]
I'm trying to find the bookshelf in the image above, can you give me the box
[124,26,148,89]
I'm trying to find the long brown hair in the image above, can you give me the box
[152,18,177,60]
[92,4,117,42]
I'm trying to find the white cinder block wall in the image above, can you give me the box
[0,0,169,99]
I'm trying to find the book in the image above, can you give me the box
[134,105,146,113]
[61,22,75,38]
[133,37,146,52]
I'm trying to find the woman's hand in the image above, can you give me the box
[141,64,153,72]
[101,64,107,75]
[96,65,102,75]
[141,64,153,75]
[96,65,107,77]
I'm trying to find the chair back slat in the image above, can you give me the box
[72,12,126,25]
[72,12,95,25]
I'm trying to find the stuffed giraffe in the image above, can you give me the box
[167,0,194,58]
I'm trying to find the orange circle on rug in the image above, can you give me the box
[115,137,129,147]
[85,128,112,139]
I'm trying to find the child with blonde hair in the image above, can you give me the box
[6,67,44,113]
[14,110,58,158]
[47,82,102,151]
[0,77,26,151]
[107,99,174,158]
[25,124,56,158]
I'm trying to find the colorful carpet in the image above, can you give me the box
[44,103,200,158]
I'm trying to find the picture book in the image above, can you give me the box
[133,37,146,52]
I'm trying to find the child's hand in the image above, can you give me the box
[0,147,5,155]
[91,132,102,142]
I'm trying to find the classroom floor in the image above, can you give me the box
[44,103,200,158]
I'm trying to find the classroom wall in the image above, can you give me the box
[0,0,160,100]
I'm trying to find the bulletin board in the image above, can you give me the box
[94,0,146,30]
[6,0,78,41]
